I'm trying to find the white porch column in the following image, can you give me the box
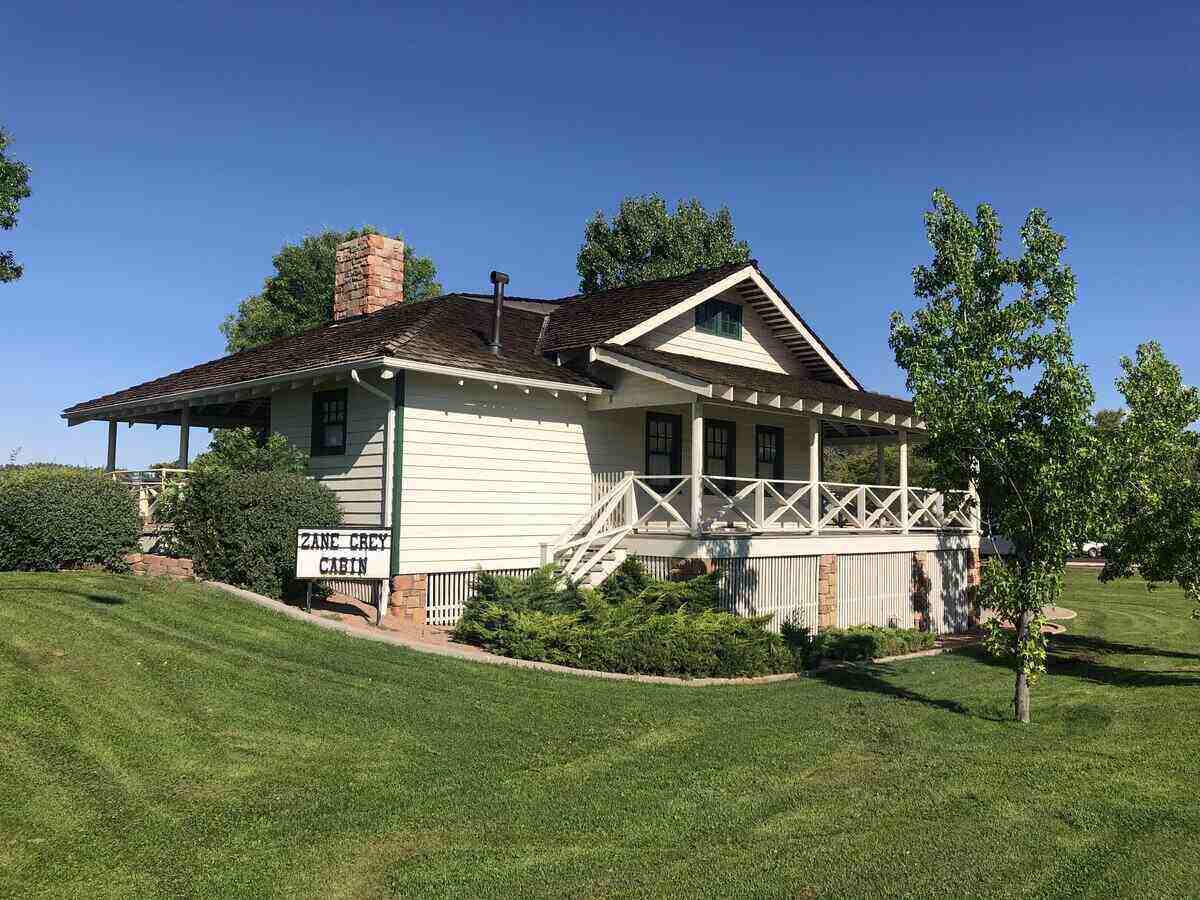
[690,398,704,535]
[178,403,191,468]
[808,415,821,535]
[898,429,909,533]
[105,420,118,472]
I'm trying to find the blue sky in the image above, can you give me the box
[2,1,1197,467]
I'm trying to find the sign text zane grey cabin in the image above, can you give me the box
[295,528,391,579]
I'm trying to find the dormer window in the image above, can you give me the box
[695,298,742,339]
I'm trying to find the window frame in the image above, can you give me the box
[694,298,743,340]
[703,418,737,495]
[644,412,683,492]
[755,424,785,482]
[311,388,349,457]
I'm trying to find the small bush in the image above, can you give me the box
[171,469,340,598]
[453,558,794,678]
[812,625,936,663]
[0,465,139,571]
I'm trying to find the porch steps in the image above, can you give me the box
[555,545,628,587]
[583,547,628,587]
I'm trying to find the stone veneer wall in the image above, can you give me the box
[390,573,427,626]
[817,554,838,630]
[126,553,194,580]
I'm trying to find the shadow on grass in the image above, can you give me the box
[1050,633,1200,662]
[77,592,126,605]
[810,662,998,720]
[959,639,1200,689]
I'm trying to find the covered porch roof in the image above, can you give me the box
[588,343,924,437]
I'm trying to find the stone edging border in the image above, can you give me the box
[204,580,976,688]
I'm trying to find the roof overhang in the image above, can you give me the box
[603,265,863,391]
[64,355,606,426]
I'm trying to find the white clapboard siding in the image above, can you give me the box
[637,288,805,375]
[837,552,917,629]
[930,549,972,634]
[396,374,636,574]
[271,384,389,526]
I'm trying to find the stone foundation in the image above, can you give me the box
[126,553,194,580]
[911,550,932,630]
[390,573,428,626]
[817,554,838,630]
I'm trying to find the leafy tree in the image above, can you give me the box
[576,195,751,293]
[890,189,1101,723]
[220,228,442,352]
[822,443,934,486]
[0,128,32,283]
[1093,408,1125,433]
[1101,342,1200,609]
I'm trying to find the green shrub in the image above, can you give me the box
[0,465,139,571]
[171,469,340,598]
[188,427,309,475]
[812,625,936,663]
[780,615,817,669]
[453,559,794,678]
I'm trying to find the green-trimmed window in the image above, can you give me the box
[695,298,743,339]
[704,419,736,494]
[755,425,784,481]
[311,389,348,456]
[645,412,682,492]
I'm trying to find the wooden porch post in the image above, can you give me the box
[178,403,191,468]
[808,415,820,535]
[690,398,704,536]
[105,420,118,472]
[898,429,909,533]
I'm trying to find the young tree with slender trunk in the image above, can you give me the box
[890,189,1101,723]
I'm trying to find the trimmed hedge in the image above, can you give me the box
[0,465,139,571]
[170,469,341,598]
[453,558,796,678]
[812,625,936,663]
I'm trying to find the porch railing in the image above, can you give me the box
[110,468,189,526]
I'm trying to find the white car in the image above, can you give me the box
[1080,541,1105,559]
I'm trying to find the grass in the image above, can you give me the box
[1,570,1197,899]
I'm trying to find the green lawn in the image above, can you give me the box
[1,570,1197,899]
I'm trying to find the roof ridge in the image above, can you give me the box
[551,259,754,304]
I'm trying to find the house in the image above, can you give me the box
[63,234,981,632]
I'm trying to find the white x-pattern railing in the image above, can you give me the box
[110,468,188,526]
[552,473,977,580]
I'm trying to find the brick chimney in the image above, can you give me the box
[333,233,405,320]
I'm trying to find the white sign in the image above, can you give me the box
[296,528,391,580]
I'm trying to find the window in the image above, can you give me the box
[704,419,736,494]
[756,425,784,481]
[311,389,348,456]
[645,413,682,492]
[695,298,743,339]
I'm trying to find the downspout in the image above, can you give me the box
[351,368,398,621]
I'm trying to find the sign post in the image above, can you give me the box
[296,527,392,626]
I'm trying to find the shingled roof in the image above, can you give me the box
[601,344,915,416]
[539,262,749,352]
[64,296,604,417]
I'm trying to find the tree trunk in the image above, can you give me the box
[1014,609,1032,723]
